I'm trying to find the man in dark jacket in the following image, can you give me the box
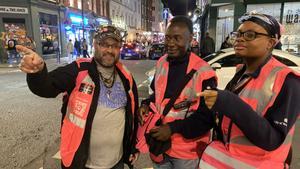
[201,32,215,57]
[6,34,18,67]
[17,25,139,169]
[74,38,81,58]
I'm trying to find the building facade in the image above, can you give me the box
[208,0,300,53]
[109,0,141,42]
[0,0,64,62]
[141,0,153,32]
[62,0,110,56]
[151,0,164,32]
[0,0,111,63]
[151,0,164,43]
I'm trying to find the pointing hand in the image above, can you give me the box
[16,45,44,73]
[197,89,218,110]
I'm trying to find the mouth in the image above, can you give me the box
[167,49,178,54]
[103,54,115,58]
[234,44,246,50]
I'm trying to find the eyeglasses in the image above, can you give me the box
[99,43,120,50]
[230,31,271,41]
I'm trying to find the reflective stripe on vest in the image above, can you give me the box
[199,141,256,169]
[239,66,284,115]
[60,59,135,167]
[154,52,216,159]
[199,57,300,168]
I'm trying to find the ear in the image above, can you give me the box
[268,38,277,49]
[189,34,193,43]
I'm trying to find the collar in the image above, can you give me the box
[166,51,190,65]
[240,54,272,78]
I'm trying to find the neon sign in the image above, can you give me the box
[70,14,88,25]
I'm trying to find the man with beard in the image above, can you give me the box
[17,25,139,169]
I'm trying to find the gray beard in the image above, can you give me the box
[94,52,116,68]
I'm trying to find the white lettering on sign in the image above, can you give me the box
[0,6,28,14]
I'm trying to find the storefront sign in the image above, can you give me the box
[285,9,300,24]
[96,18,109,26]
[69,14,88,25]
[0,6,28,14]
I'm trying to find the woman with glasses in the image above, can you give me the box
[197,12,300,168]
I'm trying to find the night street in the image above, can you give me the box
[0,58,299,169]
[1,0,300,168]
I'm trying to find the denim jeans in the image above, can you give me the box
[7,50,18,65]
[153,154,199,169]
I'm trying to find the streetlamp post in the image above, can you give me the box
[82,1,85,40]
[57,0,64,64]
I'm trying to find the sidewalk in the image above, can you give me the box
[0,57,70,74]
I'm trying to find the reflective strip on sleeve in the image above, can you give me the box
[203,146,256,169]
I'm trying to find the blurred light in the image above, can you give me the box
[65,25,71,30]
[188,12,192,16]
[70,14,88,25]
[192,15,197,22]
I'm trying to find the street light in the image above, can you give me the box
[188,12,192,16]
[82,0,84,40]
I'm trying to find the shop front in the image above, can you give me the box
[216,4,234,51]
[0,5,31,64]
[210,0,300,55]
[39,12,59,55]
[64,11,110,56]
[281,2,300,55]
[246,2,300,55]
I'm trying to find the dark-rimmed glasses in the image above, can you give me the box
[230,31,271,41]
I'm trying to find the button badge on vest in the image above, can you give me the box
[79,83,94,94]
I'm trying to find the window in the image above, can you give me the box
[281,2,300,53]
[213,54,243,67]
[78,0,82,9]
[39,13,59,55]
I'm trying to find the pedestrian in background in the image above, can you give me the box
[220,35,233,49]
[82,39,90,58]
[74,38,81,58]
[6,33,18,67]
[199,12,300,168]
[66,39,74,63]
[137,16,217,169]
[201,32,215,57]
[17,25,140,169]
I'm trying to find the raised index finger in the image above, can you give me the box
[197,90,216,97]
[16,45,33,56]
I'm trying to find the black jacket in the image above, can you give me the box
[27,59,139,169]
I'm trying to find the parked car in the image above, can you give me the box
[146,48,300,94]
[147,43,165,60]
[135,43,147,58]
[120,43,142,60]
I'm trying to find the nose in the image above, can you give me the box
[235,35,245,43]
[106,45,113,52]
